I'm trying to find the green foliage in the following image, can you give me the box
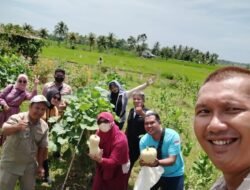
[185,152,218,189]
[49,85,113,156]
[0,54,31,88]
[42,44,219,82]
[0,24,45,64]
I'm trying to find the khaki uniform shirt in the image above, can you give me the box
[211,173,250,190]
[0,112,48,175]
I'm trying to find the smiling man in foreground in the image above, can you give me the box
[194,66,250,190]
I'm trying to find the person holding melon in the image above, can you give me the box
[139,111,184,190]
[88,112,130,190]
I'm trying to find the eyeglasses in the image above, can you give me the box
[52,96,61,101]
[97,119,109,125]
[18,80,27,84]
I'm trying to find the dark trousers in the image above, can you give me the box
[115,121,125,130]
[151,175,184,190]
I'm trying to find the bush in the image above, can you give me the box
[0,54,31,88]
[32,59,56,83]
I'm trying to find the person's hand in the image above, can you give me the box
[34,75,40,86]
[3,104,9,111]
[139,158,159,167]
[88,149,103,163]
[37,166,45,179]
[135,105,145,116]
[146,77,155,86]
[17,117,28,131]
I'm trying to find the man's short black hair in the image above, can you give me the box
[145,110,161,124]
[55,68,65,75]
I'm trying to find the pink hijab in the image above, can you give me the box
[14,74,28,91]
[96,112,128,163]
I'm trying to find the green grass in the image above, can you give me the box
[41,45,220,82]
[0,43,223,189]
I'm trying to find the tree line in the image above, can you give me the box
[0,21,219,65]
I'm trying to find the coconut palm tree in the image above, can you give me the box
[39,28,49,39]
[137,33,147,44]
[54,21,69,44]
[88,33,96,51]
[23,23,34,33]
[107,33,116,49]
[68,32,77,49]
[97,35,107,51]
[152,42,160,56]
[127,36,136,50]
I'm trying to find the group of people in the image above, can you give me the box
[89,78,184,190]
[1,66,250,190]
[0,68,72,189]
[89,66,250,190]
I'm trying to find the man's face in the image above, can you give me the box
[144,115,161,136]
[29,102,47,121]
[194,77,250,173]
[54,72,65,83]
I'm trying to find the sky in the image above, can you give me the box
[1,0,250,63]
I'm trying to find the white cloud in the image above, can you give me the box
[0,0,250,63]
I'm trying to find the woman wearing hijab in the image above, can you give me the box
[41,89,61,185]
[0,74,39,145]
[108,78,154,130]
[43,89,61,122]
[89,112,130,190]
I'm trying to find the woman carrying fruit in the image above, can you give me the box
[88,112,130,190]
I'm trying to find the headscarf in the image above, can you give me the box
[108,80,125,94]
[45,89,61,109]
[14,74,28,91]
[108,80,125,116]
[96,112,128,163]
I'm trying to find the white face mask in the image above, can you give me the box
[99,123,111,133]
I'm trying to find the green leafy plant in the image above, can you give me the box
[0,54,31,88]
[48,85,114,188]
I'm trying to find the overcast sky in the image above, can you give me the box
[1,0,250,63]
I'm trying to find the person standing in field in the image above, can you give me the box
[0,74,39,146]
[88,112,130,190]
[41,88,62,185]
[108,78,154,130]
[194,66,250,189]
[42,68,71,114]
[0,95,49,190]
[139,111,184,190]
[126,91,149,178]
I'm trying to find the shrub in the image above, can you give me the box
[0,54,31,88]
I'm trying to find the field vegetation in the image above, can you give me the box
[0,22,226,190]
